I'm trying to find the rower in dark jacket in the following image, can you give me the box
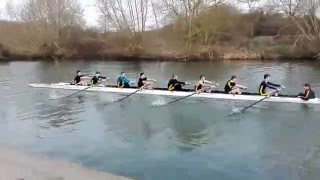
[91,71,106,86]
[74,70,84,85]
[74,70,90,85]
[298,83,316,100]
[138,72,156,89]
[168,75,186,91]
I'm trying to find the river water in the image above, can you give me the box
[1,60,320,180]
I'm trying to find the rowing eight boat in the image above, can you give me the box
[29,83,320,105]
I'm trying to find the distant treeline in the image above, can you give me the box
[0,0,320,61]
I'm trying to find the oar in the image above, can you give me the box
[156,92,198,107]
[239,90,279,113]
[51,86,92,100]
[110,88,141,103]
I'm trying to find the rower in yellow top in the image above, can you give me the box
[195,75,218,93]
[224,75,248,94]
[259,74,285,96]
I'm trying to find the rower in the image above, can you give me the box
[224,75,248,94]
[138,73,156,89]
[298,83,316,101]
[168,74,187,91]
[117,72,131,88]
[91,71,106,86]
[259,74,285,96]
[74,70,85,85]
[195,75,216,93]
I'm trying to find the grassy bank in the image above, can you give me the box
[1,6,319,61]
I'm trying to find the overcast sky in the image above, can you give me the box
[0,0,99,26]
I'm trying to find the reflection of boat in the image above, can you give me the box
[29,82,320,105]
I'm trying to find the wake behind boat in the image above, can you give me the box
[28,82,320,105]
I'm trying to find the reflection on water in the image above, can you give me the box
[37,105,84,129]
[301,146,320,179]
[1,60,320,180]
[17,94,86,131]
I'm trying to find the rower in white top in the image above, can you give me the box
[137,73,156,89]
[195,75,219,93]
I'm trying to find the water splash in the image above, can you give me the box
[48,90,59,100]
[151,97,167,107]
[231,106,241,114]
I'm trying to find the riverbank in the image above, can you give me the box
[1,51,319,62]
[0,148,131,180]
[1,23,319,62]
[1,40,319,62]
[1,4,320,63]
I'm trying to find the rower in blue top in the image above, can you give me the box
[117,72,131,88]
[259,74,285,96]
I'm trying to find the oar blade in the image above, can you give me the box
[154,92,197,107]
[104,89,141,106]
[49,86,91,100]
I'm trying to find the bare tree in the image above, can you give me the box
[6,0,23,21]
[151,0,160,29]
[292,0,320,42]
[95,0,150,55]
[212,0,227,7]
[0,8,3,20]
[160,0,224,20]
[6,0,84,40]
[95,0,149,32]
[159,0,226,51]
[237,0,261,12]
[271,0,303,16]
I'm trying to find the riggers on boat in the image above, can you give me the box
[29,83,320,105]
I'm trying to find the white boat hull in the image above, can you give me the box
[29,83,320,105]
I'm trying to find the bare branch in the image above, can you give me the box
[95,0,150,32]
[270,0,303,16]
[237,0,262,12]
[7,0,84,40]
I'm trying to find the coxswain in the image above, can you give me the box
[117,72,131,88]
[195,75,216,93]
[224,75,248,94]
[168,75,187,91]
[298,83,316,101]
[138,73,156,89]
[91,71,106,86]
[259,74,285,96]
